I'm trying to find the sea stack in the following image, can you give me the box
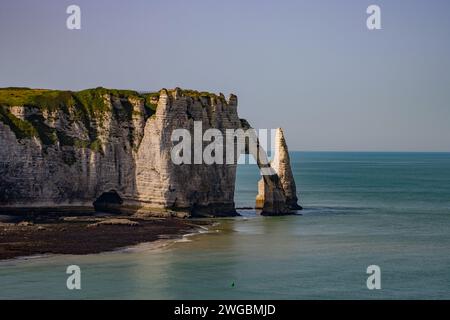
[256,128,302,212]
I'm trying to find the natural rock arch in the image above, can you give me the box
[239,124,301,215]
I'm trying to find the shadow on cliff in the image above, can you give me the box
[90,96,142,216]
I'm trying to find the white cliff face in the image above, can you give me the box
[0,88,300,217]
[0,93,144,211]
[133,88,241,217]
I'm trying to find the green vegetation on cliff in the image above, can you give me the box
[0,106,38,140]
[143,92,159,115]
[0,87,162,151]
[178,89,224,101]
[0,87,145,114]
[0,87,224,152]
[0,105,104,155]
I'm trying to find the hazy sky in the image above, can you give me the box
[1,0,449,151]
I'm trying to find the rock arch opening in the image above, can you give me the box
[234,127,301,215]
[93,190,123,214]
[234,155,261,210]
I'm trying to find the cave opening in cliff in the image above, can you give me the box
[93,190,124,214]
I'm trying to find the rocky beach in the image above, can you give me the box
[0,214,210,261]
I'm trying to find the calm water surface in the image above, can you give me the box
[1,152,449,299]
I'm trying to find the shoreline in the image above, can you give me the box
[0,214,212,261]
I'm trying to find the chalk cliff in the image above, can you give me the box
[0,87,301,217]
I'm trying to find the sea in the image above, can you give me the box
[1,152,449,299]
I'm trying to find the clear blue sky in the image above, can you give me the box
[1,0,449,151]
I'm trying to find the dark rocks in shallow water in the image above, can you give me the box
[0,215,210,260]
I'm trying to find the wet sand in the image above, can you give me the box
[0,214,210,261]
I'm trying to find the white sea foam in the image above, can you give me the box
[119,224,216,252]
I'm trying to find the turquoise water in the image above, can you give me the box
[1,152,449,299]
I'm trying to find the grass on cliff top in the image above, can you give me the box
[178,89,221,99]
[174,89,228,104]
[0,87,143,112]
[0,87,164,118]
[0,87,226,111]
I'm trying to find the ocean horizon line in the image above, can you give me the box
[289,150,450,154]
